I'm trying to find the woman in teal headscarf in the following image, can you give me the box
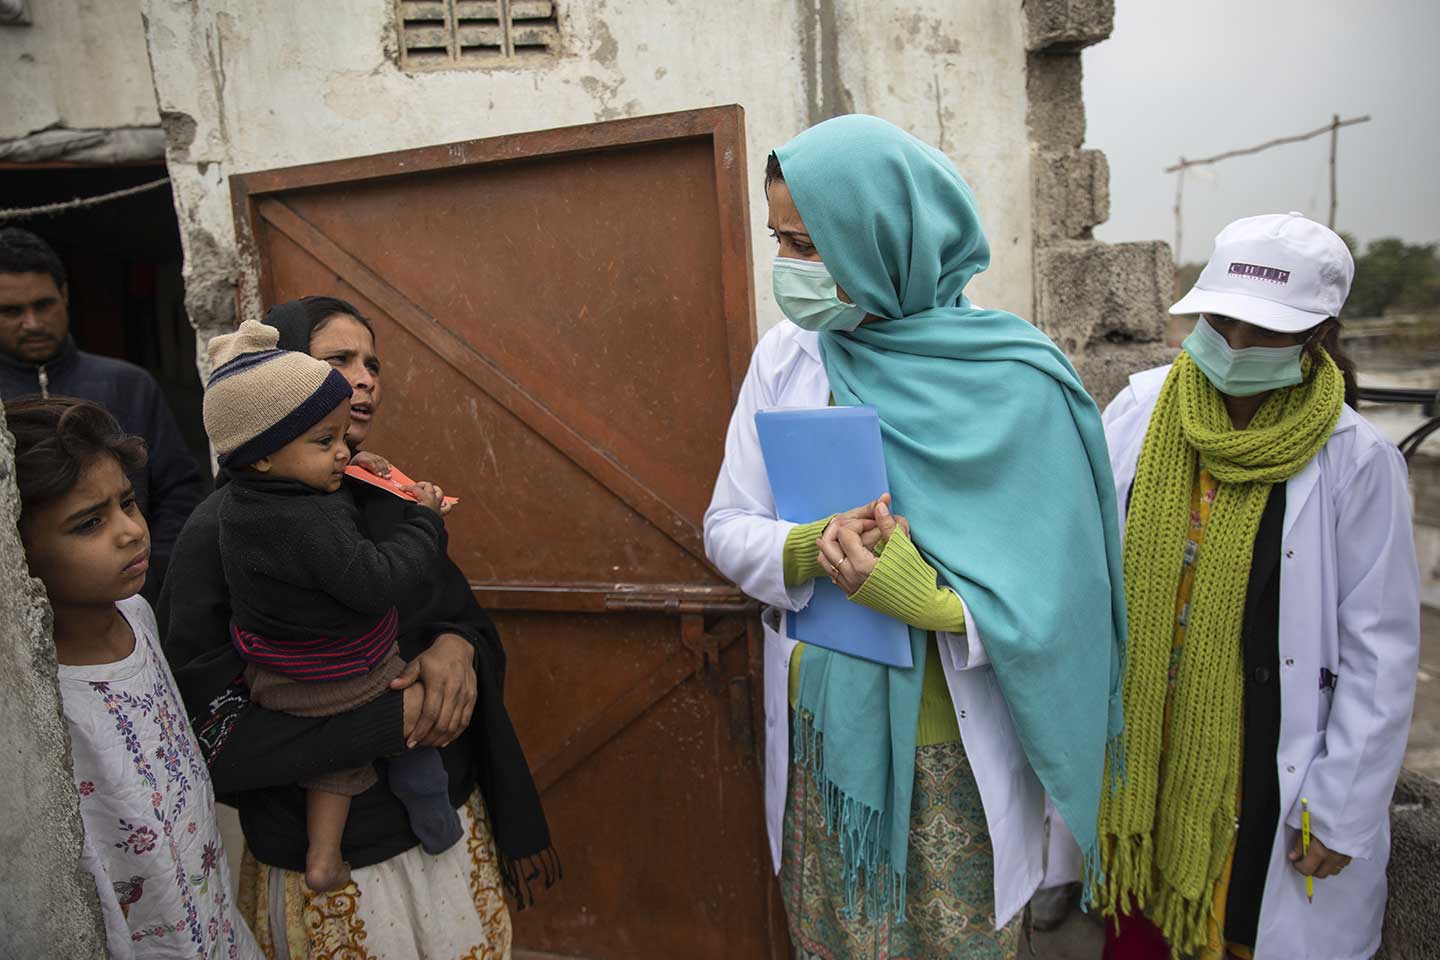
[703,115,1127,959]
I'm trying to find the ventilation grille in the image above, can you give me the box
[398,0,558,69]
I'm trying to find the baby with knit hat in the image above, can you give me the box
[203,320,463,892]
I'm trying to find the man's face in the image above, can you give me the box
[0,272,68,363]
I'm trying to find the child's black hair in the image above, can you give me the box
[7,396,146,522]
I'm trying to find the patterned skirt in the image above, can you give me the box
[237,790,512,959]
[782,740,1021,960]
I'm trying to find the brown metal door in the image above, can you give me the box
[231,107,787,959]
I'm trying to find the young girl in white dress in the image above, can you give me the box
[11,396,260,959]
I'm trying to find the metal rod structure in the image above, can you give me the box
[1162,115,1371,173]
[1164,114,1372,261]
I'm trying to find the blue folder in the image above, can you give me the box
[754,406,913,668]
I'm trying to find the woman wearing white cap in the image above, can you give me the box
[1094,212,1419,960]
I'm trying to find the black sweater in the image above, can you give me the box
[159,475,494,872]
[220,472,445,678]
[0,337,206,600]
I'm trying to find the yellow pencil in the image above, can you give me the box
[1302,797,1314,903]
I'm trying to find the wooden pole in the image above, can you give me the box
[1328,113,1340,229]
[1163,115,1370,173]
[1163,114,1370,252]
[1173,158,1185,262]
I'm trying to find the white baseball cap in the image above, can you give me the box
[1170,212,1354,333]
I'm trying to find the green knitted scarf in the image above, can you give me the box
[1096,350,1343,952]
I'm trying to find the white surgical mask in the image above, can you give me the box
[772,257,867,332]
[1182,315,1305,397]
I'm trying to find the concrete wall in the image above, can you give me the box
[1022,0,1175,405]
[0,0,157,139]
[0,408,107,958]
[137,0,1035,365]
[1379,770,1440,959]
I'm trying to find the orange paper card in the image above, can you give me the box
[345,463,459,507]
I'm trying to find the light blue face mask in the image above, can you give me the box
[772,257,868,332]
[1182,314,1305,397]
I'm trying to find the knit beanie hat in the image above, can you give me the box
[203,319,353,467]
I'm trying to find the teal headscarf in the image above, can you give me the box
[780,115,1127,920]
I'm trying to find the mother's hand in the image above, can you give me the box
[391,632,478,748]
[817,496,910,595]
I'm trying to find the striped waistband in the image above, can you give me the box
[231,607,399,681]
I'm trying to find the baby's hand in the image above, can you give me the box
[401,481,444,514]
[351,450,391,478]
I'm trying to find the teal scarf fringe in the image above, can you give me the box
[793,706,908,923]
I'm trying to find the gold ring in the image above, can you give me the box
[836,556,849,568]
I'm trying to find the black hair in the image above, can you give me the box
[764,152,785,191]
[7,396,147,523]
[1308,318,1359,408]
[299,295,373,339]
[0,228,66,291]
[264,295,375,353]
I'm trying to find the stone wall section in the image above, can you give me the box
[1380,769,1440,958]
[0,406,107,957]
[1024,0,1174,406]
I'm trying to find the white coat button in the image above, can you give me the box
[1287,765,1296,773]
[1284,658,1295,667]
[1285,548,1295,559]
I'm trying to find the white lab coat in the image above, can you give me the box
[1104,365,1420,960]
[702,322,1047,928]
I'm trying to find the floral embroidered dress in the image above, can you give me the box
[58,595,261,960]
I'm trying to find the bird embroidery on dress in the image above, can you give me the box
[113,875,145,918]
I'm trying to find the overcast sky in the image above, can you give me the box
[1083,0,1440,263]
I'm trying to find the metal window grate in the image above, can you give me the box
[397,0,558,69]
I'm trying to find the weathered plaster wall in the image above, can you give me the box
[0,0,158,139]
[0,409,107,958]
[138,0,1034,360]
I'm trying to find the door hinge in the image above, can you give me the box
[678,612,749,688]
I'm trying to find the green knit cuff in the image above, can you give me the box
[847,531,967,633]
[782,516,834,588]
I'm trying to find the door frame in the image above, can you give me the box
[230,105,756,405]
[228,108,784,956]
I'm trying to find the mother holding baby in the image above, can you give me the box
[704,116,1127,959]
[160,296,554,958]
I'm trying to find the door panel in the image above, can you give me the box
[232,107,787,960]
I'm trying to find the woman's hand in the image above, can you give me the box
[390,633,477,748]
[401,481,445,514]
[1289,832,1351,879]
[401,681,426,738]
[817,496,910,595]
[350,450,392,478]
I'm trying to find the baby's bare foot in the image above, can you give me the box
[305,849,352,893]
